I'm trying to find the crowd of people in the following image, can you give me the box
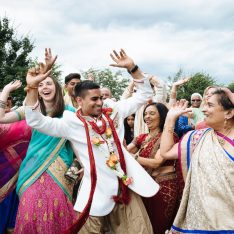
[0,48,233,234]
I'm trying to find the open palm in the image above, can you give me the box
[3,80,22,93]
[173,77,191,87]
[110,49,135,70]
[167,99,193,120]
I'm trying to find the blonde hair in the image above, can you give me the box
[200,86,218,108]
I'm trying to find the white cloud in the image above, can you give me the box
[1,0,234,84]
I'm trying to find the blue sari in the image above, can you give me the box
[16,105,75,201]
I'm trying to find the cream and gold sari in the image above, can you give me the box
[172,128,234,233]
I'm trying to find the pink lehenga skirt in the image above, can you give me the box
[14,172,78,234]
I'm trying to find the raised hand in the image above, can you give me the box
[3,80,22,94]
[26,66,52,88]
[167,99,193,120]
[220,87,234,105]
[110,49,135,70]
[39,48,57,74]
[173,77,191,87]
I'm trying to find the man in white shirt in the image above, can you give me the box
[24,49,159,234]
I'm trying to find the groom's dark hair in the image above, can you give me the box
[74,80,100,98]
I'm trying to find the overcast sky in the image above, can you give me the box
[1,0,234,84]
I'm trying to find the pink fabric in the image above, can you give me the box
[0,121,31,202]
[195,120,208,130]
[0,121,31,149]
[14,172,78,234]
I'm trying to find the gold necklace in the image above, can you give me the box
[217,128,232,146]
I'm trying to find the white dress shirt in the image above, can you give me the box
[25,76,159,216]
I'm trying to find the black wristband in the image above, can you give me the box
[127,65,138,74]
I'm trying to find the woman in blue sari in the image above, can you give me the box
[14,73,78,234]
[160,88,234,233]
[0,50,78,233]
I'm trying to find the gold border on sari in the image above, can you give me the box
[18,138,66,197]
[0,172,18,202]
[47,156,74,201]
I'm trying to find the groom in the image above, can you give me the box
[24,49,159,234]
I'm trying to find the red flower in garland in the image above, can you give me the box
[102,107,113,116]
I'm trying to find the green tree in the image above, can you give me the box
[176,73,217,101]
[82,68,130,100]
[167,70,217,102]
[227,82,234,91]
[0,17,34,104]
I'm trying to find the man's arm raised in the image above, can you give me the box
[109,49,153,119]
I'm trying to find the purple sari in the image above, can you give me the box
[0,121,31,202]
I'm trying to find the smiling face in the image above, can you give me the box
[38,77,56,103]
[76,89,103,117]
[143,105,160,131]
[202,94,227,130]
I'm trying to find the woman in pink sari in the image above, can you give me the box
[0,81,31,234]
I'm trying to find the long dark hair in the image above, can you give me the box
[124,114,135,145]
[39,77,65,118]
[143,102,168,132]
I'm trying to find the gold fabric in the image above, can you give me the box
[47,156,75,201]
[173,129,234,232]
[0,172,18,202]
[78,191,153,234]
[18,138,66,197]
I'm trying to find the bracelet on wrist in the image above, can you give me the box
[24,85,38,92]
[163,126,175,134]
[127,65,139,74]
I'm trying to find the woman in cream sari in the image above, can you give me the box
[160,89,234,233]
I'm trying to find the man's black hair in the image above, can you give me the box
[74,80,100,98]
[65,73,81,84]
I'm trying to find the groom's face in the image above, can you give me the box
[77,89,103,117]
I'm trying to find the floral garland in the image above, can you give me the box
[67,108,132,234]
[89,108,133,186]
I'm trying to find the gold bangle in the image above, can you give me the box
[163,126,175,134]
[24,85,38,92]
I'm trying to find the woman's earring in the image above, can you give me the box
[224,118,227,130]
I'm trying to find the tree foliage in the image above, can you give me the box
[0,17,34,104]
[82,68,130,100]
[227,82,234,91]
[167,69,217,102]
